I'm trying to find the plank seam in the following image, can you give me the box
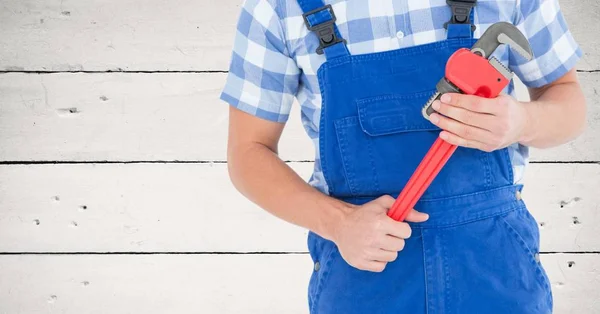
[0,70,228,74]
[0,252,309,255]
[0,161,597,165]
[0,70,597,74]
[0,160,318,165]
[0,251,598,255]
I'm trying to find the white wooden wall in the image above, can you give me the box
[0,0,599,313]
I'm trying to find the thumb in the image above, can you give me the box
[404,209,429,223]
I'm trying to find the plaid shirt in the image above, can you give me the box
[220,0,582,194]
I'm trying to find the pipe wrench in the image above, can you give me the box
[388,22,534,222]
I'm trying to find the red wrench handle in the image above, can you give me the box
[388,139,456,221]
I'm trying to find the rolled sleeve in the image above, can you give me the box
[509,0,583,88]
[220,0,300,123]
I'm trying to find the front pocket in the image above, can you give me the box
[333,91,495,198]
[442,206,553,313]
[500,207,552,291]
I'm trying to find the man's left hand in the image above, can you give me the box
[429,93,529,152]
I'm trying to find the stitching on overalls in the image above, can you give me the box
[501,146,515,184]
[365,134,380,194]
[421,232,430,314]
[443,232,452,314]
[317,66,333,194]
[310,243,338,313]
[500,214,551,290]
[334,117,359,196]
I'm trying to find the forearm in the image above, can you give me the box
[227,142,351,241]
[519,80,586,149]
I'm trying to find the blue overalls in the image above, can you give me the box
[300,1,553,313]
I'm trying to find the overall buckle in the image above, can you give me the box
[302,5,346,55]
[444,0,477,32]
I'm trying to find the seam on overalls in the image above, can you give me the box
[502,146,515,184]
[356,93,440,135]
[421,232,430,314]
[310,244,338,314]
[482,150,492,187]
[424,230,436,313]
[334,118,359,196]
[354,101,380,194]
[323,38,475,67]
[325,67,424,85]
[499,215,551,290]
[419,204,519,229]
[317,66,333,195]
[443,233,452,314]
[417,184,516,202]
[365,134,380,194]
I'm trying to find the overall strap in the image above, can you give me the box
[298,0,350,59]
[445,0,477,39]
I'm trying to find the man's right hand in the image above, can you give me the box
[332,195,429,273]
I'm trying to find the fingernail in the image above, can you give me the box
[439,132,448,140]
[441,94,451,103]
[432,100,441,110]
[430,114,439,124]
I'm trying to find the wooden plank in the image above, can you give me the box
[0,163,598,253]
[560,0,600,72]
[0,72,598,162]
[0,163,312,253]
[0,72,314,162]
[0,0,597,71]
[522,163,600,253]
[0,0,239,72]
[0,253,597,314]
[0,254,311,314]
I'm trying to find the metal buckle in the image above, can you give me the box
[302,5,346,55]
[444,0,477,32]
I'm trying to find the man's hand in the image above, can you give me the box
[332,196,429,273]
[428,93,529,152]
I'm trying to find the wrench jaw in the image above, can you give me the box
[488,57,513,81]
[422,78,462,121]
[470,22,534,61]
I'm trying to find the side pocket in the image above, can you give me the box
[500,207,551,291]
[307,232,338,313]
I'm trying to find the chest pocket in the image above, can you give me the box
[333,90,497,199]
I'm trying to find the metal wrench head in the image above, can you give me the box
[470,22,533,61]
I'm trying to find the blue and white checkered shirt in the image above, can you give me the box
[220,0,582,194]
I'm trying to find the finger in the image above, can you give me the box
[430,113,493,143]
[432,100,498,130]
[439,130,495,152]
[404,209,429,223]
[372,249,398,263]
[382,219,412,239]
[379,235,406,252]
[362,261,387,273]
[373,195,395,208]
[440,93,497,115]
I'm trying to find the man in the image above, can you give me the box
[220,0,586,313]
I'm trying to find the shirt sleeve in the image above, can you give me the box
[509,0,583,88]
[219,0,300,123]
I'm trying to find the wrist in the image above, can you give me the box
[518,100,539,145]
[314,197,354,243]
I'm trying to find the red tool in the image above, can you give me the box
[388,22,533,221]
